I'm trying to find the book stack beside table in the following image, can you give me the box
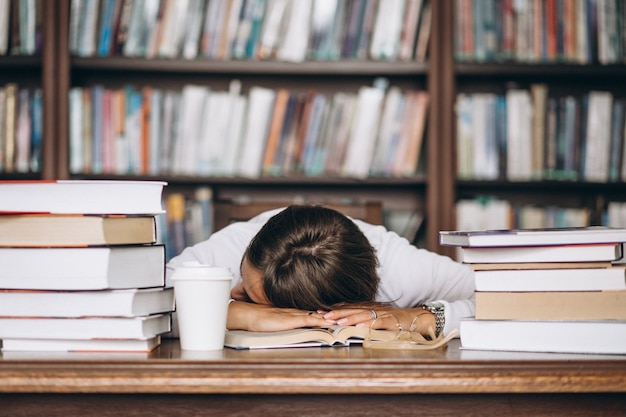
[0,180,173,352]
[440,226,626,355]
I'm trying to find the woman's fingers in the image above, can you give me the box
[323,308,381,327]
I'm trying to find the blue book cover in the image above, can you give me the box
[29,88,42,172]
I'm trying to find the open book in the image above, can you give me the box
[224,326,397,350]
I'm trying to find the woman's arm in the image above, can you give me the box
[355,221,476,335]
[227,301,334,331]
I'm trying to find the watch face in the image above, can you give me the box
[424,301,444,310]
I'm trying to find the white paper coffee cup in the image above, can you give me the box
[171,261,232,350]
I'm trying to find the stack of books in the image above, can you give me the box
[0,180,174,352]
[440,227,626,355]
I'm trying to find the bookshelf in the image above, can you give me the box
[0,1,58,180]
[4,0,625,258]
[447,1,626,256]
[54,0,440,250]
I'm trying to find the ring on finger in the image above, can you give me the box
[368,309,377,319]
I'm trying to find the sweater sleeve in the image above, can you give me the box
[356,220,476,335]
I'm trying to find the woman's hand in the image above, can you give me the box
[323,307,436,337]
[227,301,337,332]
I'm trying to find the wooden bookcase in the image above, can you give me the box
[449,0,626,260]
[0,2,58,181]
[53,0,445,252]
[4,0,626,258]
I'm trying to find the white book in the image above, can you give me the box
[138,0,161,57]
[471,93,499,180]
[237,86,276,178]
[148,88,163,175]
[124,0,160,57]
[224,95,248,176]
[506,89,533,180]
[258,0,289,59]
[68,0,84,54]
[122,0,145,56]
[158,0,189,58]
[15,89,31,173]
[455,93,473,179]
[474,267,626,292]
[301,94,329,175]
[461,242,622,263]
[197,90,228,176]
[342,85,385,178]
[172,84,209,175]
[596,0,618,64]
[308,0,338,59]
[210,81,243,176]
[0,179,165,215]
[324,92,356,176]
[460,318,626,355]
[584,91,613,182]
[123,86,142,174]
[276,0,312,62]
[0,287,174,317]
[0,314,171,340]
[20,0,37,55]
[1,336,162,352]
[608,202,626,228]
[181,0,206,59]
[220,80,246,176]
[0,245,165,290]
[371,86,403,176]
[77,0,101,56]
[369,0,405,60]
[159,90,180,173]
[441,226,626,248]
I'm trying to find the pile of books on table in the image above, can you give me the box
[440,227,626,355]
[0,180,174,352]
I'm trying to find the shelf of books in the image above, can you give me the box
[0,0,50,179]
[449,0,626,243]
[56,0,436,250]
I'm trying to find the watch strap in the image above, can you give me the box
[421,302,445,338]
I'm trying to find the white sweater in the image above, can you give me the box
[166,208,475,335]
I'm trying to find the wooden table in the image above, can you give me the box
[1,339,625,416]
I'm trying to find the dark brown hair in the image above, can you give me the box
[244,204,380,311]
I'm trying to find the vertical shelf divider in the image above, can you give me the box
[427,0,457,258]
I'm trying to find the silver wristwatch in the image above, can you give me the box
[421,301,445,338]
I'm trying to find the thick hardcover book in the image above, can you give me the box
[475,290,626,320]
[460,318,626,355]
[0,245,165,290]
[0,314,171,340]
[440,226,626,247]
[0,180,166,215]
[0,287,174,317]
[1,336,162,352]
[460,242,623,263]
[224,326,397,350]
[0,214,157,247]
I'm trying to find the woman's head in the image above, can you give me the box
[242,204,380,311]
